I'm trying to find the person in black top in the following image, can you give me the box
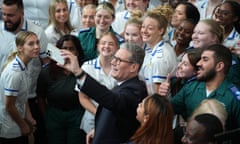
[37,35,85,144]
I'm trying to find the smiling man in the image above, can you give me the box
[168,44,240,130]
[59,42,147,144]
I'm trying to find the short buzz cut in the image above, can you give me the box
[194,113,223,143]
[3,0,24,10]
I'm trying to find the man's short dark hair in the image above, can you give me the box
[194,113,223,143]
[203,44,232,75]
[3,0,24,10]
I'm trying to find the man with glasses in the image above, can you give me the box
[59,42,147,144]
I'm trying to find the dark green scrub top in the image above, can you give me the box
[171,79,240,130]
[78,27,124,61]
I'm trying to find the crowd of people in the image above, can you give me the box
[0,0,240,144]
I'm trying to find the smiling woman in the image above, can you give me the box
[174,19,196,62]
[139,8,177,95]
[192,19,224,49]
[168,2,200,47]
[212,1,240,48]
[79,32,118,134]
[45,0,74,45]
[78,2,124,62]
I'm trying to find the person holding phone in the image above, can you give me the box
[37,35,86,144]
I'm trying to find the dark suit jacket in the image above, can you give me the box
[81,75,148,144]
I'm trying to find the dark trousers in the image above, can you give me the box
[28,98,47,144]
[44,106,86,144]
[0,136,28,144]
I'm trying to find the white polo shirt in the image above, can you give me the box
[223,27,240,48]
[139,41,177,95]
[0,56,30,138]
[45,24,66,45]
[167,27,176,47]
[80,56,117,133]
[0,19,48,98]
[23,0,50,29]
[112,10,131,34]
[196,0,214,20]
[68,0,83,29]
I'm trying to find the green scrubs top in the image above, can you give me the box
[171,79,240,130]
[78,27,124,61]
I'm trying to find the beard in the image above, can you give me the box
[197,67,216,82]
[4,18,21,32]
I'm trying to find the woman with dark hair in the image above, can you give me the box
[37,34,85,144]
[168,1,200,47]
[171,48,202,96]
[212,0,240,48]
[174,19,197,62]
[56,34,84,65]
[158,48,202,144]
[128,94,174,144]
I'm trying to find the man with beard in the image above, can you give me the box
[0,0,48,65]
[0,0,48,143]
[159,44,240,130]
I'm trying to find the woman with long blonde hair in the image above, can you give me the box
[45,0,74,44]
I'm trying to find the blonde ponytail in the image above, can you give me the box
[2,51,18,72]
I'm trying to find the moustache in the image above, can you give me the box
[4,21,13,25]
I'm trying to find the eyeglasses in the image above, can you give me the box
[111,55,133,65]
[215,8,232,17]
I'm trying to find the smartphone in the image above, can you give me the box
[46,43,65,65]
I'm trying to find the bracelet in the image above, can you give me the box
[75,71,86,79]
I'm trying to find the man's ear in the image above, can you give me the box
[129,63,139,73]
[215,61,224,72]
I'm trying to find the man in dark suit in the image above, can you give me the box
[59,42,147,144]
